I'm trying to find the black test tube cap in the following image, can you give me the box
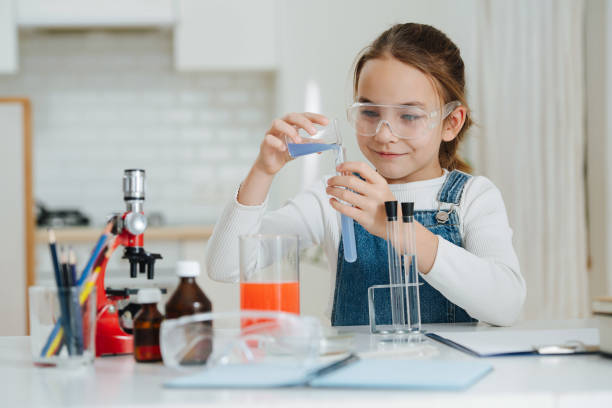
[384,201,398,221]
[401,202,414,222]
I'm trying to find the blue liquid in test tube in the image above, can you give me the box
[335,146,357,263]
[340,212,357,262]
[287,141,357,263]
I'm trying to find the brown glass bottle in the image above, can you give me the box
[165,261,212,365]
[133,289,164,363]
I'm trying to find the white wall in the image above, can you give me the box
[0,30,274,227]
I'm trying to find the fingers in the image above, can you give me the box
[302,112,330,126]
[263,133,288,153]
[327,174,371,196]
[329,197,363,222]
[269,118,300,143]
[283,112,318,135]
[268,113,330,144]
[335,161,386,184]
[326,185,372,211]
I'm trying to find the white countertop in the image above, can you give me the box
[2,319,612,407]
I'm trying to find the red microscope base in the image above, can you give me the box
[95,301,133,356]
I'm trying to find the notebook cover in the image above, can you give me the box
[308,359,492,390]
[165,359,493,390]
[165,363,311,388]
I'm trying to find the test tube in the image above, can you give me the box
[384,201,406,331]
[336,147,357,263]
[401,202,421,333]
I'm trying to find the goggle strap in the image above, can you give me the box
[442,101,462,119]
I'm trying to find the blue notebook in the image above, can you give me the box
[165,358,492,390]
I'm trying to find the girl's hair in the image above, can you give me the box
[353,23,472,173]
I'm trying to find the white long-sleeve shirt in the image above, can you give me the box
[205,170,526,326]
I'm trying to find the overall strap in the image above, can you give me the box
[437,170,471,205]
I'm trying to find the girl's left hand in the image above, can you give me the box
[326,161,396,239]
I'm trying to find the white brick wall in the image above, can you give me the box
[0,29,274,226]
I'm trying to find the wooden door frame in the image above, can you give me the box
[0,98,34,333]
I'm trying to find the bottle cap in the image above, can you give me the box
[384,201,398,221]
[176,260,201,277]
[401,202,414,222]
[136,288,161,304]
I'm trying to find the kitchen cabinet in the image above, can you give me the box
[16,0,175,27]
[0,0,17,73]
[174,0,277,71]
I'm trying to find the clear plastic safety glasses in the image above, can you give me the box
[160,311,323,370]
[346,100,461,140]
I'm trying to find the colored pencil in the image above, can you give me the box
[41,236,119,358]
[69,249,77,285]
[76,220,113,286]
[48,230,72,355]
[47,230,62,289]
[59,249,76,355]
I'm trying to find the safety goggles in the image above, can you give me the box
[160,311,324,370]
[346,100,461,140]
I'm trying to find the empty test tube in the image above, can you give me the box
[384,201,406,331]
[401,202,421,333]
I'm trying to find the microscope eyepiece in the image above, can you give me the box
[123,169,145,201]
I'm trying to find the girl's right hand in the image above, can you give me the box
[253,112,330,176]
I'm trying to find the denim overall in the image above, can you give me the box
[331,170,477,326]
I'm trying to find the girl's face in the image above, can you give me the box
[355,56,456,184]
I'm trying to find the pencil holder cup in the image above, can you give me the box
[368,283,423,340]
[29,285,96,367]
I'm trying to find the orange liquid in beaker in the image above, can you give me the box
[240,281,300,327]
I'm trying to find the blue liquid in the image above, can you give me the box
[341,214,357,263]
[287,142,337,157]
[288,141,357,263]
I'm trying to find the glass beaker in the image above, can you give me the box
[29,285,97,367]
[239,234,300,327]
[286,119,342,158]
[367,282,424,341]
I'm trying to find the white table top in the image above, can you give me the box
[2,319,612,407]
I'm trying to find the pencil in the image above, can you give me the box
[47,229,62,288]
[67,249,83,355]
[41,236,119,358]
[69,249,77,285]
[60,248,72,289]
[48,230,72,355]
[58,248,76,355]
[76,220,113,286]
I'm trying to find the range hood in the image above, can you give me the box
[17,0,175,28]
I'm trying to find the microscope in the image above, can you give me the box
[95,169,162,356]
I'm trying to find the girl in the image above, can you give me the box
[205,23,525,327]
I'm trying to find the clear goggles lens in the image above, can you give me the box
[347,101,461,139]
[160,311,323,371]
